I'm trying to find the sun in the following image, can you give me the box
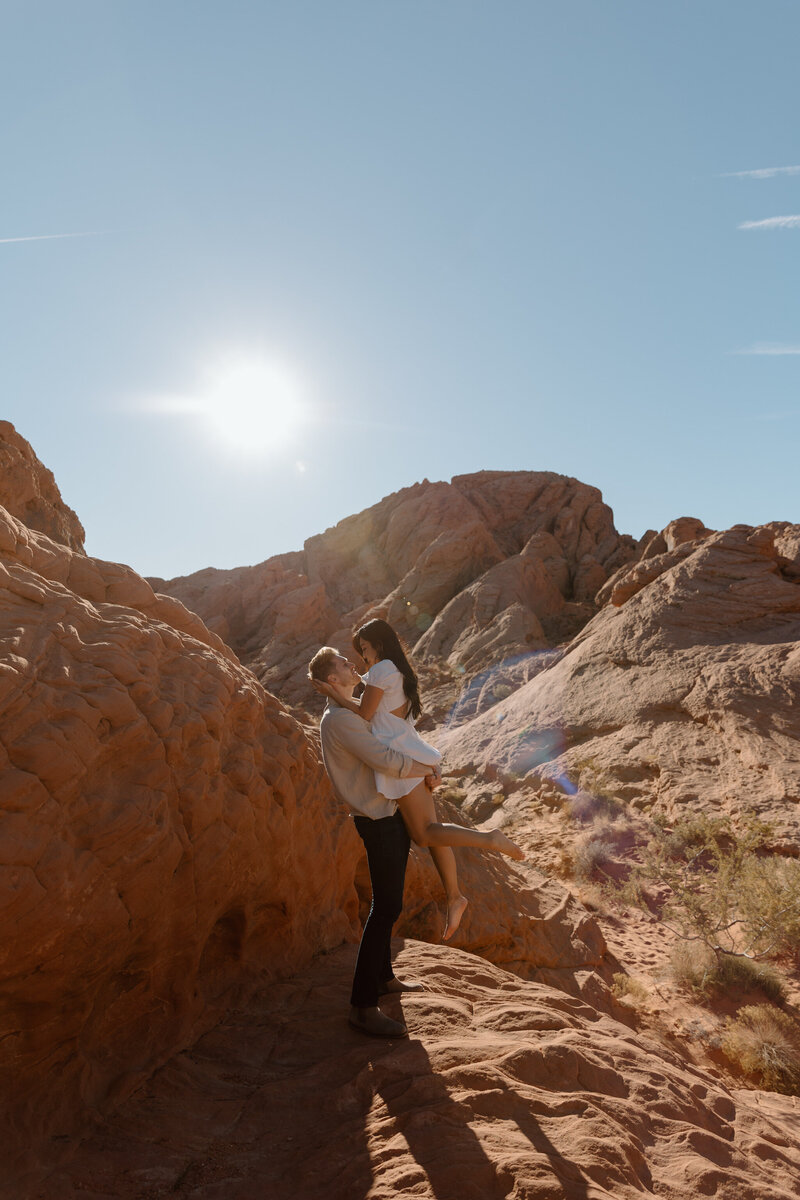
[193,354,306,456]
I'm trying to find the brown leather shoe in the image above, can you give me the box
[349,1006,408,1039]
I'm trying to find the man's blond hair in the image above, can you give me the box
[308,645,339,683]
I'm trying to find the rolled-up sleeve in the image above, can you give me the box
[331,711,416,778]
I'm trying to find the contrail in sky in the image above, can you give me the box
[0,231,102,244]
[722,165,800,179]
[738,214,800,230]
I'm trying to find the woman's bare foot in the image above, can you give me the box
[490,829,525,861]
[442,894,468,941]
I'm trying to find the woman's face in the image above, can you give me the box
[358,637,379,666]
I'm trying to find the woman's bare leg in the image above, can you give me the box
[396,783,468,939]
[397,781,525,861]
[429,846,468,940]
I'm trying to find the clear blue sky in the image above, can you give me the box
[2,1,798,579]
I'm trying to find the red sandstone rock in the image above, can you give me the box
[152,471,639,709]
[0,502,365,1187]
[34,941,800,1200]
[0,442,608,1187]
[440,521,800,850]
[0,421,85,552]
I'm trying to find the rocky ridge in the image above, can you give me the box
[0,420,85,552]
[438,519,800,849]
[150,471,640,710]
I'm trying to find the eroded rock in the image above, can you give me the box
[0,421,85,552]
[152,471,639,709]
[440,522,800,848]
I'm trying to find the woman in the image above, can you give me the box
[316,618,523,941]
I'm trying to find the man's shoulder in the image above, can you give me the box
[320,706,364,740]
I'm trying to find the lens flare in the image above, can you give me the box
[444,648,577,794]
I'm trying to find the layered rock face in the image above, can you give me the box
[0,500,363,1184]
[151,471,639,709]
[440,520,800,847]
[0,421,85,552]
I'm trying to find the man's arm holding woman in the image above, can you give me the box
[329,709,441,788]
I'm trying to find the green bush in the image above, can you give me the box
[738,856,800,962]
[659,813,733,860]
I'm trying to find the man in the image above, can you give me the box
[308,645,441,1039]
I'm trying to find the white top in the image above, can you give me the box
[361,658,441,801]
[363,658,409,715]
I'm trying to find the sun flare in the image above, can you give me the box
[193,354,306,456]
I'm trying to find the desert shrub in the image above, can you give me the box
[738,856,800,962]
[566,787,625,824]
[437,784,466,804]
[612,973,648,1004]
[658,814,735,861]
[573,834,616,880]
[670,943,786,1003]
[722,1005,800,1093]
[624,814,794,964]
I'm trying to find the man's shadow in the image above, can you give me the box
[352,1018,594,1200]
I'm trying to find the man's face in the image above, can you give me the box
[327,653,360,692]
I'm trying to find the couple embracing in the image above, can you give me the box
[309,618,523,1040]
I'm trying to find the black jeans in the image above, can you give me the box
[350,810,410,1008]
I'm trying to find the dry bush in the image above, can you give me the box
[566,787,625,824]
[437,783,466,804]
[573,833,616,880]
[574,882,609,914]
[738,856,800,962]
[612,973,648,1004]
[656,813,736,861]
[624,814,797,973]
[670,942,786,1004]
[722,1005,800,1093]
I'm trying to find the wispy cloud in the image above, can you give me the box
[722,165,800,179]
[0,231,101,245]
[734,343,800,355]
[738,214,800,230]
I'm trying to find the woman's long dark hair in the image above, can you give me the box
[352,618,422,719]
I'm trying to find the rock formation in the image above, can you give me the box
[0,496,368,1188]
[36,941,800,1200]
[0,428,607,1191]
[0,421,85,552]
[439,520,800,849]
[6,421,800,1196]
[150,471,640,709]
